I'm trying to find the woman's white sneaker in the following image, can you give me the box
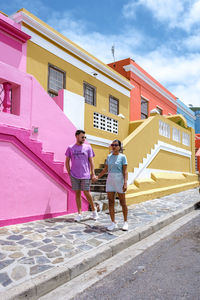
[107,222,118,231]
[122,221,128,231]
[74,214,82,222]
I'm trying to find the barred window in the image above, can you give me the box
[109,96,119,115]
[48,64,66,97]
[141,98,148,119]
[84,82,96,106]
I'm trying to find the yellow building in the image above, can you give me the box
[11,9,199,204]
[11,9,132,167]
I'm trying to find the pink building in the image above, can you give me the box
[0,13,88,227]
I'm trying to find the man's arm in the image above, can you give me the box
[65,157,71,175]
[89,157,96,181]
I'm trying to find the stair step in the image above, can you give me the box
[53,161,64,173]
[27,141,43,153]
[91,180,106,185]
[90,185,106,192]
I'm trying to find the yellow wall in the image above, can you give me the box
[26,41,130,143]
[91,144,110,167]
[148,150,191,172]
[123,114,193,173]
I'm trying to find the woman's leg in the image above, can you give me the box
[107,192,115,222]
[118,193,128,221]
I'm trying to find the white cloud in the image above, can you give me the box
[46,9,200,107]
[134,50,200,106]
[47,12,145,63]
[183,32,200,51]
[123,0,200,32]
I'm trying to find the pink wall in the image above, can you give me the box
[0,142,68,225]
[0,15,89,226]
[0,13,30,72]
[0,64,89,225]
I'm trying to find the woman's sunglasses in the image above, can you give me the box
[111,144,119,147]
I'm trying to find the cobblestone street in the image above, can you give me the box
[0,188,199,292]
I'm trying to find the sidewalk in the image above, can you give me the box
[0,188,200,300]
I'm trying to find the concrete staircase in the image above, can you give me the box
[90,163,121,212]
[91,163,107,193]
[0,124,88,208]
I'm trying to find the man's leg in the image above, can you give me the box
[75,190,82,214]
[83,191,95,211]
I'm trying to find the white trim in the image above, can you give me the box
[128,169,182,181]
[87,134,112,148]
[128,140,192,184]
[141,95,149,102]
[123,64,196,120]
[11,11,133,94]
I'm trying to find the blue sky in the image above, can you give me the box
[2,0,200,106]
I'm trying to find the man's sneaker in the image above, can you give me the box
[122,221,128,231]
[107,222,118,231]
[91,208,99,220]
[74,214,82,222]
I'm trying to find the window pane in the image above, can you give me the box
[48,66,65,95]
[109,96,118,115]
[141,98,148,119]
[84,83,95,105]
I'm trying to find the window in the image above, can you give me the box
[48,64,66,97]
[156,106,163,115]
[84,82,96,105]
[109,96,119,115]
[93,112,118,134]
[141,98,148,119]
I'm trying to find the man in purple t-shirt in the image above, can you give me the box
[65,130,98,222]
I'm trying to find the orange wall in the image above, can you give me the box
[108,58,177,121]
[195,134,200,172]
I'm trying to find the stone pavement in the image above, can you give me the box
[0,188,199,299]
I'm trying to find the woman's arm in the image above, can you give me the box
[94,164,108,181]
[122,164,128,192]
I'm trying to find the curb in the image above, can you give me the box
[1,201,199,300]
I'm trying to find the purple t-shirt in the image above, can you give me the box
[65,144,95,179]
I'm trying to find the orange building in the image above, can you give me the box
[108,58,177,121]
[195,134,200,172]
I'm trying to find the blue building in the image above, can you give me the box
[190,107,200,134]
[176,99,195,129]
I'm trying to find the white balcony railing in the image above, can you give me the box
[0,82,12,113]
[182,132,190,146]
[172,127,181,143]
[159,120,170,138]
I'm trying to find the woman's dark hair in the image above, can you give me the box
[112,139,123,152]
[75,130,85,136]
